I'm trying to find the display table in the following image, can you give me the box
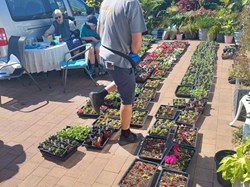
[230,93,250,139]
[23,42,70,73]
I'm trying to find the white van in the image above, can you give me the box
[0,0,95,58]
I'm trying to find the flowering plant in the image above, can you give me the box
[162,143,195,171]
[173,125,198,147]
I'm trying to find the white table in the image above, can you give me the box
[230,93,250,139]
[23,42,70,73]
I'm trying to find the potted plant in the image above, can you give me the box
[221,19,235,44]
[207,25,219,41]
[171,13,185,40]
[217,135,250,187]
[195,15,214,40]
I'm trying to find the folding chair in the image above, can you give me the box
[0,36,41,102]
[60,43,98,92]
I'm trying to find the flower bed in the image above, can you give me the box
[173,125,198,148]
[155,105,178,120]
[118,158,158,187]
[138,136,167,162]
[160,143,195,172]
[155,168,189,187]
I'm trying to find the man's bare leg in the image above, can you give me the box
[120,104,132,130]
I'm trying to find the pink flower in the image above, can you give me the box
[173,144,179,150]
[174,150,180,157]
[164,155,177,164]
[183,131,189,136]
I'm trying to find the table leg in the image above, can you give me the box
[44,72,51,89]
[229,100,243,126]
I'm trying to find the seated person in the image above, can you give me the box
[43,9,81,52]
[80,15,105,76]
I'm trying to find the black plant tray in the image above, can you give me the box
[175,110,200,128]
[186,98,208,114]
[155,168,190,187]
[175,85,194,98]
[173,98,186,109]
[38,135,79,161]
[77,105,101,119]
[133,97,151,111]
[130,110,149,127]
[104,108,120,119]
[57,126,90,144]
[92,116,121,132]
[137,136,168,163]
[82,127,114,150]
[155,105,178,120]
[148,119,177,136]
[172,126,199,148]
[38,145,78,161]
[144,79,161,89]
[118,158,158,187]
[82,137,110,150]
[103,100,121,109]
[139,88,157,101]
[149,69,168,80]
[135,83,144,97]
[160,143,196,172]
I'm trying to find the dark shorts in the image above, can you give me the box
[103,60,135,105]
[66,38,82,50]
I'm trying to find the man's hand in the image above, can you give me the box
[129,53,140,63]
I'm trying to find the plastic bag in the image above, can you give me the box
[0,54,21,76]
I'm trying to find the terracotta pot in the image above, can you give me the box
[176,34,183,40]
[224,35,234,44]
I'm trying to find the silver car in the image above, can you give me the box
[0,0,95,58]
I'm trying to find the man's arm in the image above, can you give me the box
[131,32,142,54]
[43,25,55,37]
[69,20,77,31]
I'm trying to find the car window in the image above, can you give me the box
[67,0,87,16]
[54,0,67,14]
[6,0,55,21]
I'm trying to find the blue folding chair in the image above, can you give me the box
[61,43,98,92]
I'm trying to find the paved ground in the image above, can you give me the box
[0,40,242,187]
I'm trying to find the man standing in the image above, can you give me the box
[89,0,146,145]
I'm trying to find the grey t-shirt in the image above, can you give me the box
[98,0,147,68]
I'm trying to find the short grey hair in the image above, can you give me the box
[53,9,62,18]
